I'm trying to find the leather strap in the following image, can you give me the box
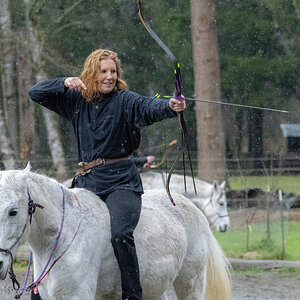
[76,156,129,176]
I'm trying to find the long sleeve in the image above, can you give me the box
[29,77,81,121]
[121,90,177,128]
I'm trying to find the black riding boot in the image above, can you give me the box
[31,290,42,300]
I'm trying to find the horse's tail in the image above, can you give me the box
[206,230,232,300]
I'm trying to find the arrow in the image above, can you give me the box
[162,96,289,113]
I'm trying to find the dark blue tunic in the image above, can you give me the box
[29,77,176,196]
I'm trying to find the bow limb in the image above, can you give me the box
[137,0,197,204]
[150,140,177,169]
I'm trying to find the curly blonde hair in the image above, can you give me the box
[80,49,128,102]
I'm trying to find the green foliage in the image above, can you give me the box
[217,0,299,108]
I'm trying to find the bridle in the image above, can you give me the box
[0,190,44,293]
[201,188,229,227]
[0,186,81,299]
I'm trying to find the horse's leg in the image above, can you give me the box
[143,293,168,300]
[44,276,97,300]
[173,266,206,300]
[165,286,178,300]
[46,290,95,300]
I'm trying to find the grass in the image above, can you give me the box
[228,175,300,194]
[224,175,300,261]
[13,259,31,272]
[214,221,300,261]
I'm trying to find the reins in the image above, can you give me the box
[0,190,44,293]
[0,186,81,299]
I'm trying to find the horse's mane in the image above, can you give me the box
[27,171,104,213]
[1,169,64,205]
[28,171,61,191]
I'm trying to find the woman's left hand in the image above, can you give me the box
[169,96,186,112]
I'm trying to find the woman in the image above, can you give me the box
[29,49,186,300]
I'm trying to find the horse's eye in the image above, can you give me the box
[219,202,224,206]
[9,209,18,217]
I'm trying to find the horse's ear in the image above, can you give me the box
[13,162,31,192]
[213,180,219,190]
[220,181,226,189]
[24,162,31,174]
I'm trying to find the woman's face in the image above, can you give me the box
[97,58,117,94]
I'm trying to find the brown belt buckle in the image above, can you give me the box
[78,161,90,176]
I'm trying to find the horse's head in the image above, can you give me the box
[193,180,230,233]
[0,164,30,279]
[209,181,230,232]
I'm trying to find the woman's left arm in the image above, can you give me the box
[123,91,185,127]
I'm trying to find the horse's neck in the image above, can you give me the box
[27,173,66,253]
[194,179,213,197]
[188,179,214,210]
[166,172,213,197]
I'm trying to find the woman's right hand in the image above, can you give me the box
[64,77,87,92]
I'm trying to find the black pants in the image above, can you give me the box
[102,189,143,300]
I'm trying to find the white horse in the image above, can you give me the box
[63,171,230,232]
[140,171,230,232]
[0,165,231,300]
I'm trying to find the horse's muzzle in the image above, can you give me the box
[0,258,9,280]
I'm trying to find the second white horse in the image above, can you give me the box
[141,171,230,232]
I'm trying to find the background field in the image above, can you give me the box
[228,175,300,194]
[217,175,300,261]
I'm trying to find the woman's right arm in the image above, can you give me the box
[29,77,82,120]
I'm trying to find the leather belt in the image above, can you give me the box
[76,156,130,176]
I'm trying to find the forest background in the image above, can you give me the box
[0,0,299,184]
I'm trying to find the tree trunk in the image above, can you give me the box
[248,110,263,171]
[25,0,68,180]
[0,0,18,154]
[0,106,16,169]
[17,29,35,160]
[0,0,17,168]
[190,0,227,183]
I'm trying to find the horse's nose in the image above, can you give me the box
[219,224,227,232]
[0,258,9,280]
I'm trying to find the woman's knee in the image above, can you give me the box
[111,229,134,247]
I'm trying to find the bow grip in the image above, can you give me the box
[174,80,181,97]
[175,95,185,102]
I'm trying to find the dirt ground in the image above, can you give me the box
[232,270,300,300]
[0,270,299,300]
